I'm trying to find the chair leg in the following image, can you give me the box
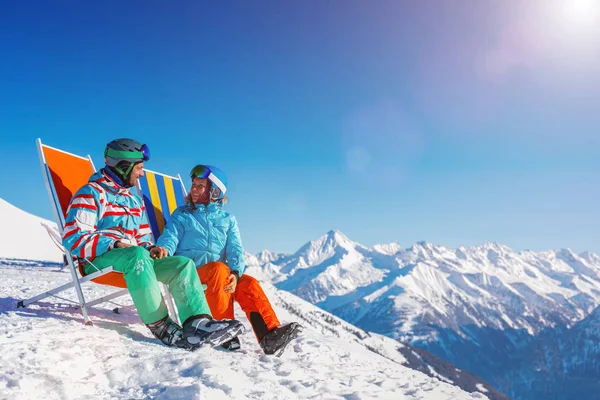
[161,284,180,325]
[67,259,92,325]
[17,279,76,308]
[86,288,129,308]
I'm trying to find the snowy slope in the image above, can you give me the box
[0,258,488,400]
[0,197,63,263]
[243,267,508,400]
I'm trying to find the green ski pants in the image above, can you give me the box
[85,246,211,324]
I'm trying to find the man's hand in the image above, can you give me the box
[149,246,168,259]
[223,273,238,294]
[114,241,132,249]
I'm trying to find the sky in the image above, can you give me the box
[0,1,599,254]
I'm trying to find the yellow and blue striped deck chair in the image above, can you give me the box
[137,169,188,323]
[136,169,187,243]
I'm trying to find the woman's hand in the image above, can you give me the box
[223,273,238,294]
[149,246,168,259]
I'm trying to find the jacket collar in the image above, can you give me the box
[188,201,221,213]
[90,168,132,195]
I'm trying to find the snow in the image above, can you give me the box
[476,384,489,393]
[0,198,63,263]
[0,261,483,400]
[0,198,485,400]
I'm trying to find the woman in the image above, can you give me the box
[157,164,300,356]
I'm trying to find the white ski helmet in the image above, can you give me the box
[190,164,228,201]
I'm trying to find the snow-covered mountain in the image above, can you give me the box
[0,198,497,399]
[0,197,63,263]
[248,230,600,400]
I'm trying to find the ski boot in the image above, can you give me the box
[259,322,302,356]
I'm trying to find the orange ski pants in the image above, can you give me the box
[196,261,280,341]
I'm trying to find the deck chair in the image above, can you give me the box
[137,168,188,322]
[17,139,185,325]
[137,168,187,241]
[17,139,128,325]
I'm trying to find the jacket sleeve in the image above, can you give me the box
[62,185,119,260]
[156,209,184,257]
[225,216,246,276]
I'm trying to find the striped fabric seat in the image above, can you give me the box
[137,170,187,241]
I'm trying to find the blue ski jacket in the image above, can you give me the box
[156,201,246,276]
[62,169,154,261]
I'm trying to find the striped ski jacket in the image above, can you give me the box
[62,169,153,261]
[156,201,246,276]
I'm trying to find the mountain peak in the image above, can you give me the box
[326,229,347,239]
[407,241,439,257]
[557,248,578,257]
[312,229,353,247]
[580,251,600,265]
[257,249,276,262]
[480,242,513,253]
[373,241,403,255]
[291,230,364,265]
[415,240,433,248]
[322,229,361,250]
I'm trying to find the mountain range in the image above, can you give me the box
[246,229,600,399]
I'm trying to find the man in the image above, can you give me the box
[62,138,245,350]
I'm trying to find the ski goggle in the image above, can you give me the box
[190,164,211,179]
[105,144,150,162]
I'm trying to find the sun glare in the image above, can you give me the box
[560,0,599,28]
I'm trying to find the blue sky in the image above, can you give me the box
[1,1,599,254]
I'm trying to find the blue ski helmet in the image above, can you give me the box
[190,164,228,201]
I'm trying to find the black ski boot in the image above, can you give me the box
[147,315,246,351]
[146,315,188,348]
[181,315,246,349]
[259,322,302,356]
[220,336,241,351]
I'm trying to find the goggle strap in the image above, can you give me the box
[208,172,227,194]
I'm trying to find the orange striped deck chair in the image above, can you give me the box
[18,139,182,325]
